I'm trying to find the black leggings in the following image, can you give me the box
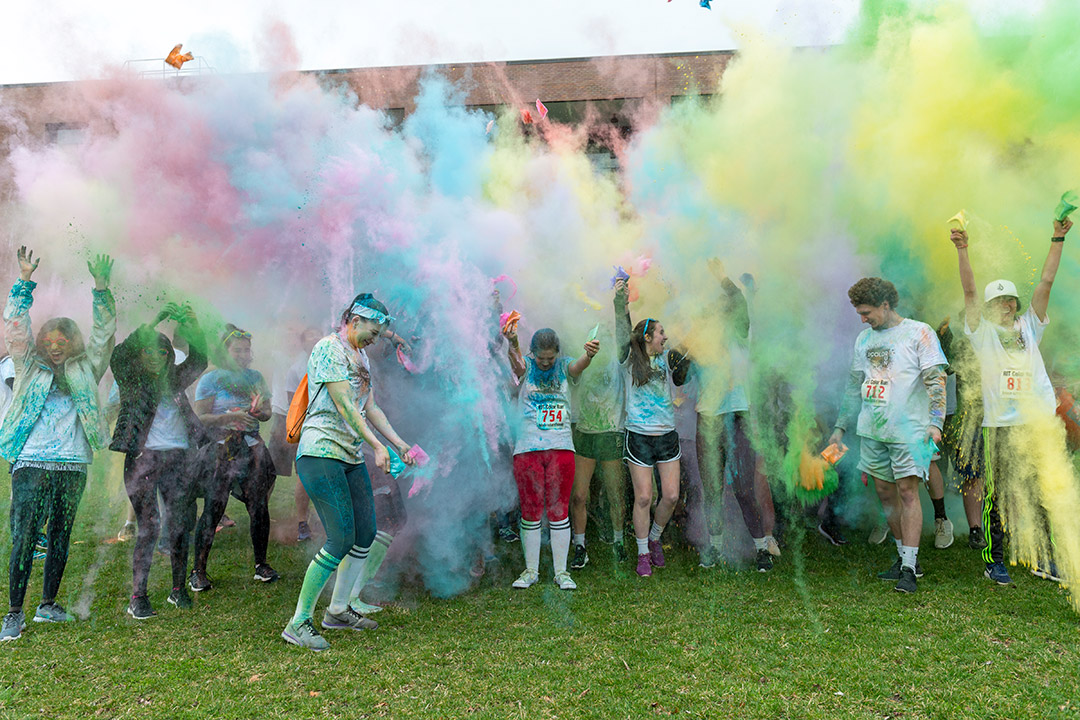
[124,450,199,596]
[193,437,276,574]
[8,467,86,611]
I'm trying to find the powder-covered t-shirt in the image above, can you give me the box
[17,385,92,464]
[144,397,190,451]
[622,354,676,436]
[965,308,1055,427]
[694,340,751,416]
[196,368,269,415]
[297,334,372,465]
[852,318,947,443]
[514,356,577,455]
[571,355,624,435]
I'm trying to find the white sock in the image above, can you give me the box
[636,536,649,555]
[709,534,723,551]
[349,530,392,607]
[521,519,541,573]
[900,545,919,569]
[764,534,776,546]
[752,537,768,551]
[648,522,664,542]
[328,545,368,614]
[572,533,585,547]
[895,538,903,555]
[613,530,624,544]
[552,518,571,575]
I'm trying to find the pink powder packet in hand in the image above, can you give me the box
[405,445,430,466]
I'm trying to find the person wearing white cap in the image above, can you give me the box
[950,216,1073,585]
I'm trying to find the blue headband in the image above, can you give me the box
[351,303,394,326]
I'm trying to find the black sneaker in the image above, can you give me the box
[254,564,280,583]
[167,587,193,609]
[613,542,628,563]
[127,595,157,620]
[817,521,848,546]
[189,570,213,593]
[498,526,519,543]
[698,546,718,569]
[894,566,917,593]
[878,557,924,580]
[570,544,589,570]
[755,549,773,572]
[968,527,987,550]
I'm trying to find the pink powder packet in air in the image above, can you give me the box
[396,346,418,373]
[405,445,430,466]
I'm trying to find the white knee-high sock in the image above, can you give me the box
[551,517,571,575]
[520,519,541,573]
[328,545,368,614]
[349,530,392,603]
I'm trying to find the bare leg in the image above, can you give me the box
[570,455,597,537]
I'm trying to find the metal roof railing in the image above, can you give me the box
[121,56,215,79]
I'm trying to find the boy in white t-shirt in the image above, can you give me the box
[830,278,947,594]
[951,217,1072,585]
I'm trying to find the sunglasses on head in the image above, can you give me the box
[225,330,252,342]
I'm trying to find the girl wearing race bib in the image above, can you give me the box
[503,326,599,590]
[282,293,414,651]
[191,325,278,591]
[613,279,691,577]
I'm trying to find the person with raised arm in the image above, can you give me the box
[0,247,116,641]
[950,217,1072,584]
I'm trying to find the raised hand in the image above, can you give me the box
[154,302,179,326]
[1053,217,1074,239]
[613,278,629,305]
[172,301,197,325]
[17,246,39,281]
[87,254,114,290]
[584,339,600,358]
[950,228,969,250]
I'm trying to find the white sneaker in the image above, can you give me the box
[765,536,781,557]
[868,523,889,545]
[934,518,954,549]
[553,572,577,590]
[512,569,539,589]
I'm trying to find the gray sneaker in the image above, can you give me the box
[0,611,26,641]
[282,619,330,651]
[321,607,378,631]
[34,602,73,623]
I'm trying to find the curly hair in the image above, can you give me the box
[847,277,899,309]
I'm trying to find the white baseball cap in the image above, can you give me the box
[984,279,1019,304]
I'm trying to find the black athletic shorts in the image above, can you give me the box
[624,429,681,468]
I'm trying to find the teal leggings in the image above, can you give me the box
[295,456,376,560]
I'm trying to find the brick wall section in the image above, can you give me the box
[0,51,734,193]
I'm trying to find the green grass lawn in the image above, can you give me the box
[0,465,1077,720]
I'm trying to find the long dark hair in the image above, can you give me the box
[628,318,661,387]
[36,317,85,393]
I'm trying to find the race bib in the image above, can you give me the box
[1000,369,1034,397]
[536,402,568,430]
[861,378,891,406]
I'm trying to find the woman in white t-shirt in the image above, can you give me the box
[613,279,691,578]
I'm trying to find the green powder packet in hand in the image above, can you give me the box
[1055,191,1078,223]
[587,323,600,342]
